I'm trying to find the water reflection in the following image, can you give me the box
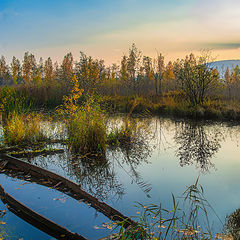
[29,117,154,201]
[1,117,240,239]
[109,117,154,198]
[66,155,125,201]
[109,141,153,198]
[67,117,154,200]
[0,209,7,238]
[174,121,223,172]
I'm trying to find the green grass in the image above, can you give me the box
[66,99,107,154]
[225,208,240,239]
[0,86,34,119]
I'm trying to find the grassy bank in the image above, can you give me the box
[1,84,240,121]
[99,93,240,121]
[1,82,240,154]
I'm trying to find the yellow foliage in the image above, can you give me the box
[3,112,46,145]
[58,75,106,154]
[57,75,84,117]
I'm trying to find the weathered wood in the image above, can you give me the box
[0,154,135,229]
[9,148,64,158]
[0,160,8,169]
[0,146,21,153]
[0,184,87,240]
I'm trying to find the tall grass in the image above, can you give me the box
[107,117,147,150]
[3,112,46,145]
[107,178,225,240]
[67,98,107,154]
[0,86,33,119]
[17,82,64,108]
[58,75,107,154]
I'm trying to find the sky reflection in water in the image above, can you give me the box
[0,117,240,239]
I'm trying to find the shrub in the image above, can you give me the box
[67,98,107,154]
[58,75,107,154]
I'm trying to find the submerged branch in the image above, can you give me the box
[0,184,87,240]
[0,154,136,229]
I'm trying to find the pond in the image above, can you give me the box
[0,117,240,239]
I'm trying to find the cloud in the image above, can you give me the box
[202,42,240,50]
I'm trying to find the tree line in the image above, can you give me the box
[1,44,240,106]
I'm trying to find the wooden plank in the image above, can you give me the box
[0,184,87,240]
[0,146,21,153]
[0,154,136,229]
[9,149,64,158]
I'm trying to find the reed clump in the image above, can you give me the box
[107,117,138,146]
[0,86,33,119]
[67,98,107,154]
[3,112,46,145]
[58,75,107,154]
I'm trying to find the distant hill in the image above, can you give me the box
[209,60,240,76]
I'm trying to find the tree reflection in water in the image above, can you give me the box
[174,121,223,172]
[65,117,154,200]
[66,154,125,201]
[109,117,154,198]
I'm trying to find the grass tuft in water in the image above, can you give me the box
[58,75,107,155]
[3,112,46,145]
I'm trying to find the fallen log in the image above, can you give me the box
[0,146,21,154]
[0,154,136,229]
[9,148,64,158]
[0,184,87,240]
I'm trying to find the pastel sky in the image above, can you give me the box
[1,0,240,65]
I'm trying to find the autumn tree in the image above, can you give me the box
[0,56,10,85]
[143,56,154,94]
[53,61,59,80]
[60,52,74,92]
[98,59,106,84]
[22,52,37,84]
[34,67,42,85]
[39,57,44,78]
[119,55,129,93]
[230,65,240,100]
[177,53,220,106]
[127,43,141,92]
[155,53,165,95]
[10,56,21,85]
[172,58,183,90]
[75,52,101,92]
[143,57,154,81]
[224,67,231,98]
[163,61,175,92]
[43,57,54,84]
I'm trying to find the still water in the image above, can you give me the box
[0,117,240,239]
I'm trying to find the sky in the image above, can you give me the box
[1,0,240,65]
